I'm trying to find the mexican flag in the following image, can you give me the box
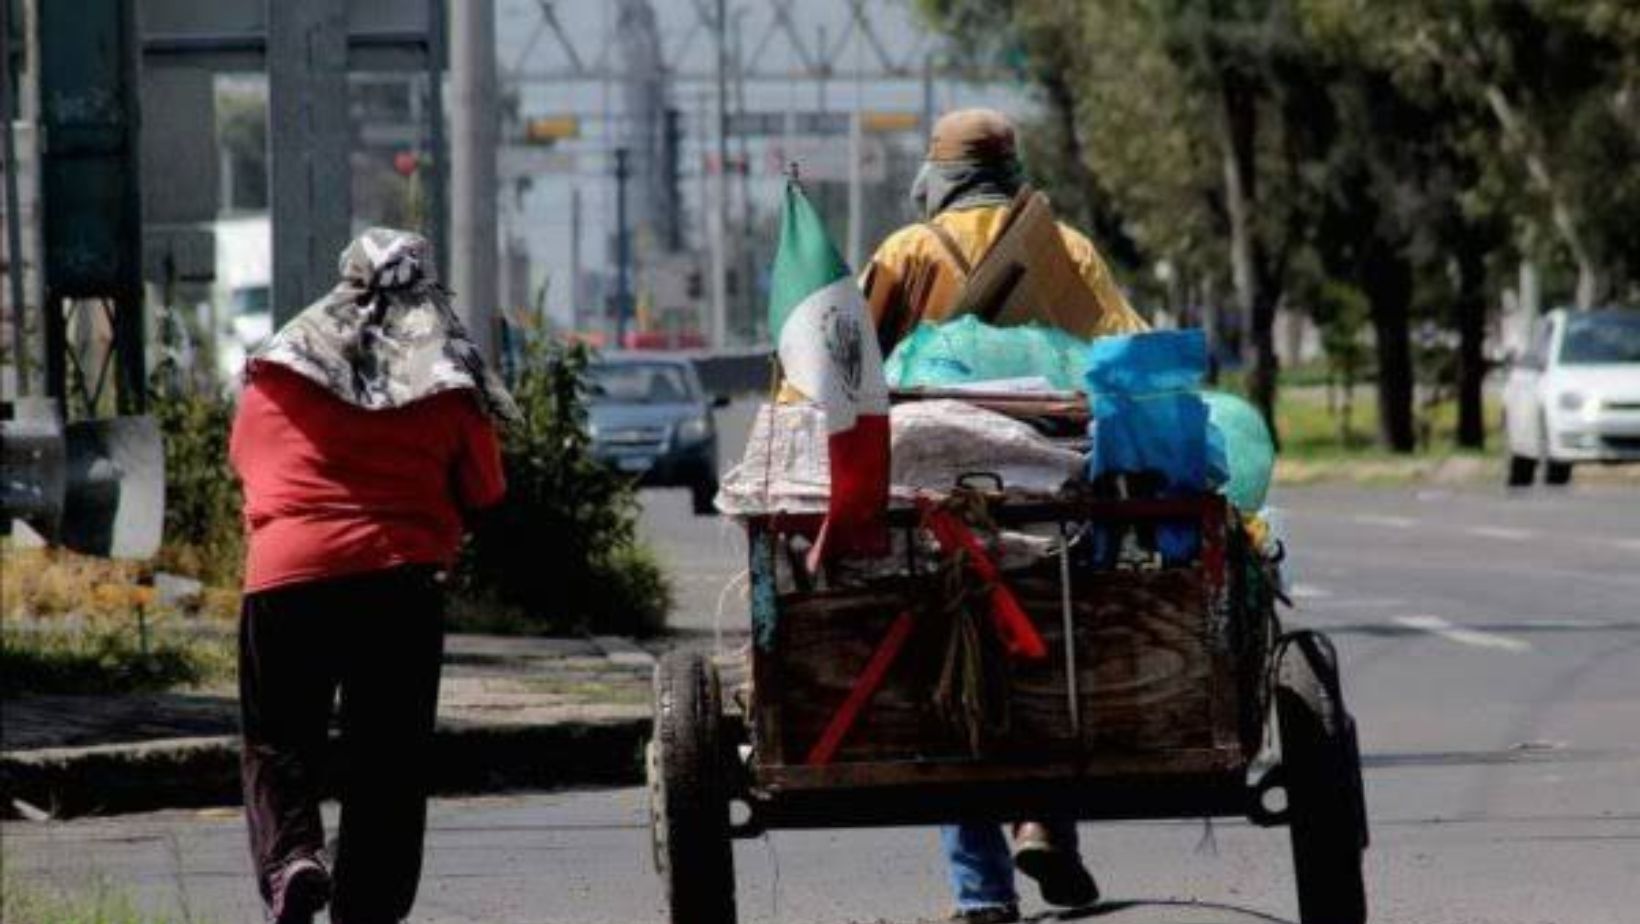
[769,181,891,564]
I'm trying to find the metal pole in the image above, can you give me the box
[614,146,631,349]
[2,0,28,395]
[1058,521,1081,738]
[569,185,582,332]
[450,0,498,362]
[268,0,349,328]
[921,52,935,138]
[425,0,447,280]
[846,109,862,269]
[732,11,757,342]
[708,0,729,348]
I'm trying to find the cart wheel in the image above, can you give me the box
[649,651,737,924]
[1276,633,1368,924]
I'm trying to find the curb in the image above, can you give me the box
[1,717,651,820]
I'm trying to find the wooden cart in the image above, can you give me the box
[649,493,1369,924]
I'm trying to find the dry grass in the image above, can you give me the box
[1,545,238,624]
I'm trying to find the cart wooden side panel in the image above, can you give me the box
[755,567,1222,767]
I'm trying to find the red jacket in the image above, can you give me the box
[230,364,506,593]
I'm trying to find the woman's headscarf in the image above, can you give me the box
[909,108,1024,219]
[249,228,519,424]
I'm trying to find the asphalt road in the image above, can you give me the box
[5,406,1638,924]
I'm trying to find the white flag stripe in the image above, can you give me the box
[776,276,889,434]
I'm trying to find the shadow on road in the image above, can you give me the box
[1039,897,1297,923]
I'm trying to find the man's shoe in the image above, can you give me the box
[949,903,1021,923]
[270,856,332,924]
[1013,823,1099,909]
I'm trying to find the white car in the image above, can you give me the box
[1503,308,1640,486]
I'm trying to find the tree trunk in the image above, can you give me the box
[1038,71,1143,271]
[1362,248,1417,453]
[1454,241,1489,449]
[1220,70,1281,446]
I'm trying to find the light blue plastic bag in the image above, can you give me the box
[885,316,1091,391]
[1202,391,1276,512]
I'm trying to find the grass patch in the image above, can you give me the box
[1268,386,1501,460]
[0,618,235,696]
[2,544,237,696]
[0,866,194,924]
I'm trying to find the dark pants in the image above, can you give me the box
[240,566,445,924]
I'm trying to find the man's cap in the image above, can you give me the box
[927,108,1018,164]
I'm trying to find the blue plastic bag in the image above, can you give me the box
[1084,329,1228,562]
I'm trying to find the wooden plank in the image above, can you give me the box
[753,747,1244,791]
[760,568,1224,765]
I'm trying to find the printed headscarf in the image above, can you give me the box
[249,228,519,424]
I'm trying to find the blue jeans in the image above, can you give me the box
[940,821,1080,912]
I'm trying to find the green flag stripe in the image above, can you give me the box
[768,182,851,335]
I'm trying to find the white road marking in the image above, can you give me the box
[1291,583,1333,599]
[1463,525,1537,542]
[1353,514,1418,529]
[1395,615,1532,653]
[1616,538,1640,553]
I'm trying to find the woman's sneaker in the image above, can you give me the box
[270,856,332,924]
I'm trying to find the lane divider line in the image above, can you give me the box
[1352,514,1418,529]
[1463,525,1537,542]
[1395,614,1532,653]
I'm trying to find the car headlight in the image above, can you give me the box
[1557,391,1585,412]
[676,415,711,444]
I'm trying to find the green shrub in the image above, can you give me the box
[454,339,671,635]
[0,618,234,696]
[149,341,244,589]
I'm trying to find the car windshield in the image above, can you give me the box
[1559,312,1640,365]
[586,362,694,404]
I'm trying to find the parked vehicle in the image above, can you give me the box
[1503,308,1640,486]
[586,355,727,515]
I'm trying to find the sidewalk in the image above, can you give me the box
[0,634,671,819]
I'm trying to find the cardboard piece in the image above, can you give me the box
[944,189,1106,339]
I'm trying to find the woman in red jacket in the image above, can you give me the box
[230,228,515,924]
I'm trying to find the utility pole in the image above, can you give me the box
[846,109,863,269]
[451,0,498,362]
[424,0,448,279]
[708,0,730,348]
[269,0,348,328]
[732,12,758,342]
[569,186,582,332]
[921,52,936,139]
[614,147,632,349]
[2,0,28,395]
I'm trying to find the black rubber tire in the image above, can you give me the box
[1276,638,1369,924]
[1506,454,1537,488]
[1544,460,1573,486]
[650,651,736,924]
[691,476,720,517]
